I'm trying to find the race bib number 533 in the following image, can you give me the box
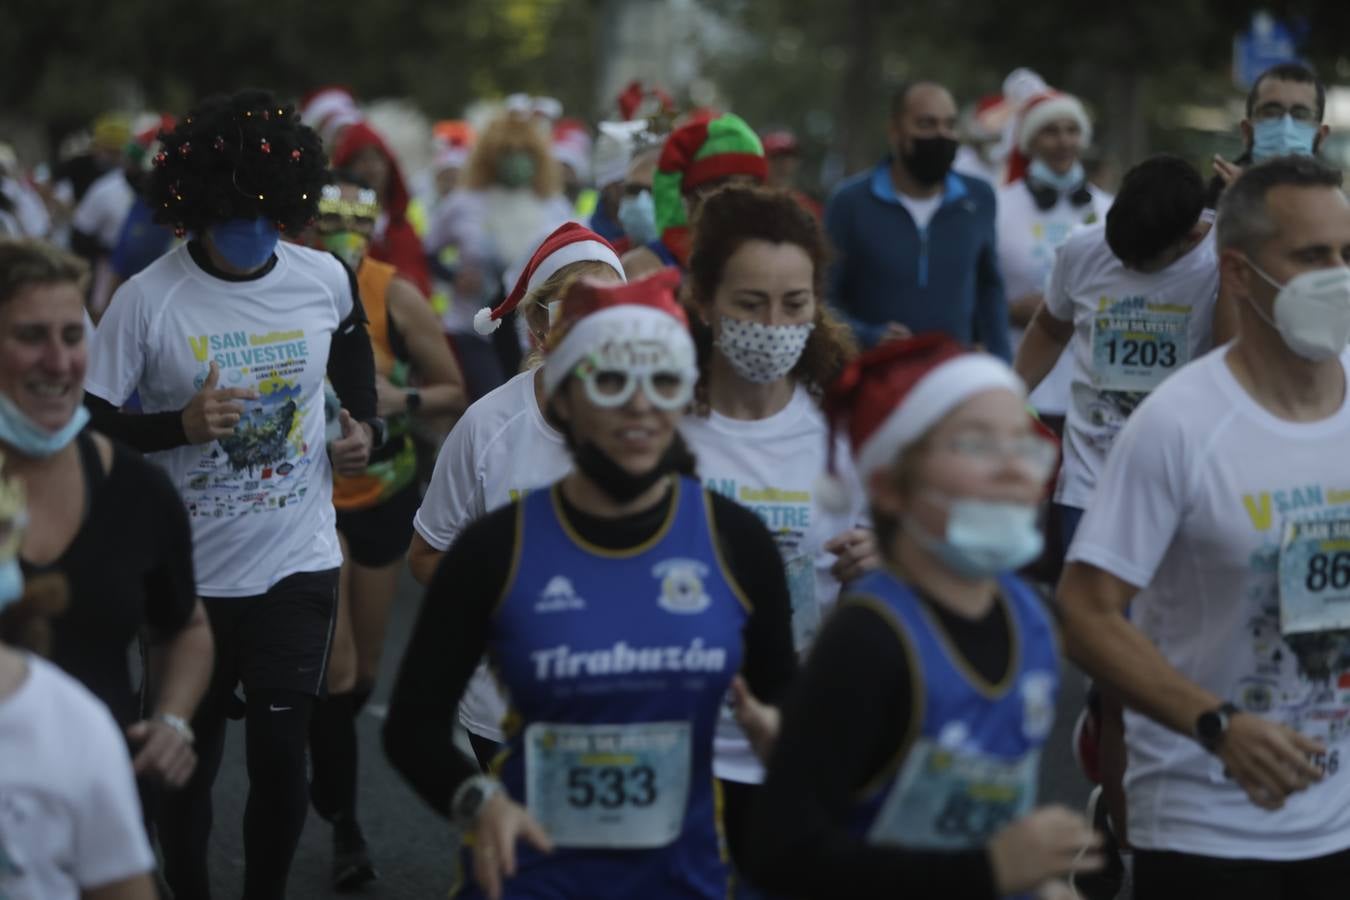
[524,721,691,848]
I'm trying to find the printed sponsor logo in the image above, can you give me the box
[530,639,727,681]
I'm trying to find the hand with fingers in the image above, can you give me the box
[1215,712,1324,810]
[126,719,197,787]
[181,361,260,444]
[729,675,780,762]
[328,408,373,476]
[471,792,553,900]
[825,528,882,584]
[987,805,1103,896]
[1213,155,1245,188]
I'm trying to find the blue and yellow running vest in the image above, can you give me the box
[846,570,1059,900]
[457,476,748,899]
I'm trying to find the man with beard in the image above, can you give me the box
[824,82,1010,358]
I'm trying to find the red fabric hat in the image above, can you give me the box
[543,269,694,396]
[474,223,626,335]
[760,129,800,157]
[817,334,1027,511]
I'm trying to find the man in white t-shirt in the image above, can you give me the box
[1015,155,1224,556]
[84,90,378,900]
[1060,156,1350,897]
[996,89,1112,423]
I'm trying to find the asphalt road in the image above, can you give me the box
[205,570,1093,899]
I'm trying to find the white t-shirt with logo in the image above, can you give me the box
[414,367,571,740]
[680,385,868,783]
[86,242,351,596]
[997,181,1112,416]
[1069,347,1350,859]
[1045,223,1219,510]
[0,656,155,900]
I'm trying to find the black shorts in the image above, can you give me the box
[336,482,419,567]
[203,568,338,697]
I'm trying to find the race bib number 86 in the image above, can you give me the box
[1279,518,1350,636]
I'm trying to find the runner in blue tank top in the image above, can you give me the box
[384,271,796,899]
[747,334,1104,899]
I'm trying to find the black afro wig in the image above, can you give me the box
[149,89,327,236]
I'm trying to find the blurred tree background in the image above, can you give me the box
[3,0,1348,182]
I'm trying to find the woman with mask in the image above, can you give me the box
[0,474,160,900]
[748,334,1102,899]
[408,223,627,769]
[384,271,796,900]
[301,172,467,891]
[678,185,869,889]
[0,238,211,805]
[425,113,573,400]
[615,145,662,254]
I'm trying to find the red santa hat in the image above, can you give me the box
[1005,90,1092,184]
[542,269,696,397]
[817,334,1027,511]
[474,223,626,335]
[301,86,363,141]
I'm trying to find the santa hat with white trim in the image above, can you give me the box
[1005,89,1092,185]
[542,269,696,398]
[817,334,1028,512]
[474,223,626,335]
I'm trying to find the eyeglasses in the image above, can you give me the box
[1252,103,1318,124]
[933,432,1058,478]
[577,365,693,411]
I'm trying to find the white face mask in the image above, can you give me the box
[1246,261,1350,362]
[906,494,1044,579]
[715,316,814,385]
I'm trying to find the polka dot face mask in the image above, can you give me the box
[715,315,815,385]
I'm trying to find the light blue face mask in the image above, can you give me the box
[205,217,280,270]
[1028,158,1085,193]
[1251,115,1319,162]
[618,189,659,246]
[0,559,22,611]
[908,496,1044,579]
[0,391,90,459]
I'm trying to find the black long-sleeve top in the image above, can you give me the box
[85,242,377,451]
[383,481,798,816]
[748,590,1018,899]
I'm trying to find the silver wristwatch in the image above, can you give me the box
[154,713,195,745]
[450,775,501,828]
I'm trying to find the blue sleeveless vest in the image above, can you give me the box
[456,477,748,899]
[847,570,1059,898]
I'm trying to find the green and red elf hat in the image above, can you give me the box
[652,113,766,267]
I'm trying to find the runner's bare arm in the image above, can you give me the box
[1014,303,1073,394]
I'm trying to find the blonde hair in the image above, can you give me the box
[462,114,563,198]
[520,259,623,370]
[0,239,88,306]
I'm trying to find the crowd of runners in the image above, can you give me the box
[1,60,1349,900]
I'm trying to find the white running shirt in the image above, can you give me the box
[1045,223,1218,510]
[414,367,570,740]
[0,656,155,899]
[1069,347,1350,859]
[86,242,352,596]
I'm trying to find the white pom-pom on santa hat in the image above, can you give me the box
[472,222,626,336]
[814,470,853,515]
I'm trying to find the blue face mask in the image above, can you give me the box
[1028,158,1085,193]
[205,217,280,270]
[618,189,659,246]
[0,392,90,459]
[1251,115,1319,162]
[908,496,1044,579]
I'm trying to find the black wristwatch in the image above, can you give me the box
[405,388,422,414]
[362,416,388,449]
[1195,702,1240,753]
[450,775,500,828]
